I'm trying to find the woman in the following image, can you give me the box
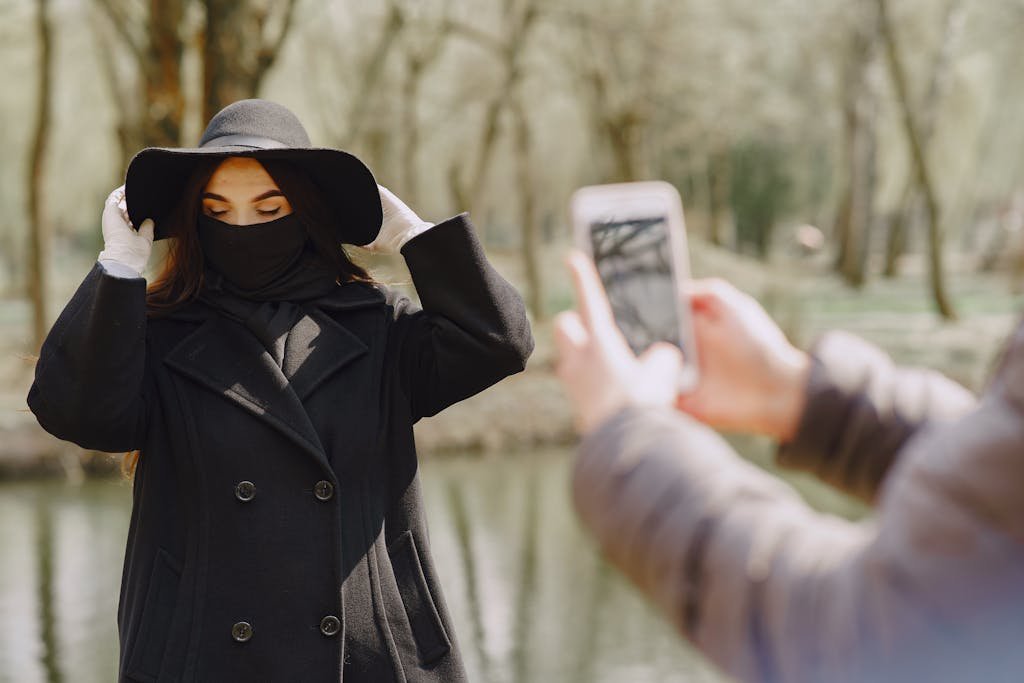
[554,253,1023,682]
[28,99,533,682]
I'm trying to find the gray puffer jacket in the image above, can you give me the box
[573,324,1024,683]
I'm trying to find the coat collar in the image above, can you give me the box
[156,279,387,322]
[162,293,374,469]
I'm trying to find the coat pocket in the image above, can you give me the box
[125,548,182,683]
[388,530,451,665]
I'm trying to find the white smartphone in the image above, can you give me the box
[571,181,699,393]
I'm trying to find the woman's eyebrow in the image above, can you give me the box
[201,189,284,202]
[252,189,284,202]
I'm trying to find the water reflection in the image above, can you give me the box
[35,498,61,683]
[0,480,129,683]
[418,451,725,683]
[0,450,726,683]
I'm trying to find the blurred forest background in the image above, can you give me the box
[4,2,1024,681]
[3,0,1024,470]
[0,0,1023,453]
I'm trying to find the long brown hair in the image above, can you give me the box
[124,156,376,476]
[145,156,374,316]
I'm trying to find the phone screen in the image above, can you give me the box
[589,215,683,355]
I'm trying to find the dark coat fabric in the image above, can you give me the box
[28,214,534,683]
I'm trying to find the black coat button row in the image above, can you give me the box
[231,621,253,643]
[232,617,338,641]
[236,481,334,502]
[320,615,341,637]
[313,480,334,502]
[234,480,256,502]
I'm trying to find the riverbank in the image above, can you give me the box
[2,239,1021,479]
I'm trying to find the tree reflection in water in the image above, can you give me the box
[34,498,62,683]
[1,452,726,683]
[443,476,494,681]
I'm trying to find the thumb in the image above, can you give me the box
[138,219,155,244]
[682,280,725,315]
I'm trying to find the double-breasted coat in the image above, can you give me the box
[28,214,534,682]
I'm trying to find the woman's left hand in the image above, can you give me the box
[361,185,434,254]
[554,250,684,435]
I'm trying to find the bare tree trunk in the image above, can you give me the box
[399,22,450,208]
[27,0,54,350]
[94,0,297,156]
[142,0,186,146]
[838,76,878,287]
[706,148,731,247]
[604,113,643,183]
[90,5,141,168]
[447,162,470,216]
[834,22,878,288]
[580,66,645,183]
[882,0,964,278]
[512,100,544,320]
[877,0,957,319]
[448,2,540,229]
[203,0,256,122]
[343,3,405,148]
[400,59,423,207]
[203,0,299,123]
[883,187,915,278]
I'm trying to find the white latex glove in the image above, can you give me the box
[361,185,433,254]
[97,185,154,276]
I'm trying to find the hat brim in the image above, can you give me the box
[125,146,383,245]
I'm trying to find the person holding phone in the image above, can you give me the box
[555,251,1023,682]
[27,99,533,682]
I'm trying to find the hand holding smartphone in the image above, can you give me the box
[571,181,699,393]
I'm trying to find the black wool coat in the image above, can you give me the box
[28,214,534,682]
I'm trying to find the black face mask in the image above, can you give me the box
[198,213,337,301]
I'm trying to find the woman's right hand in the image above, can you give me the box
[677,279,811,442]
[97,185,154,276]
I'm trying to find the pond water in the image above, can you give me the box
[1,448,810,683]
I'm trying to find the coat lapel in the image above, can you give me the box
[283,280,385,401]
[165,315,330,467]
[284,308,368,402]
[161,281,383,467]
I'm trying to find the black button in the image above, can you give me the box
[231,621,253,642]
[234,481,256,502]
[320,615,341,637]
[313,480,334,502]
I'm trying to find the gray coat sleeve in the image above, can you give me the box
[776,331,976,501]
[573,328,1024,683]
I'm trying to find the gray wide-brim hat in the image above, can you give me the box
[125,99,382,245]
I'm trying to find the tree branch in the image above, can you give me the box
[91,0,144,65]
[876,0,957,319]
[254,0,299,89]
[443,18,505,56]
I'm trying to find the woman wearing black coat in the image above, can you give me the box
[28,99,533,682]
